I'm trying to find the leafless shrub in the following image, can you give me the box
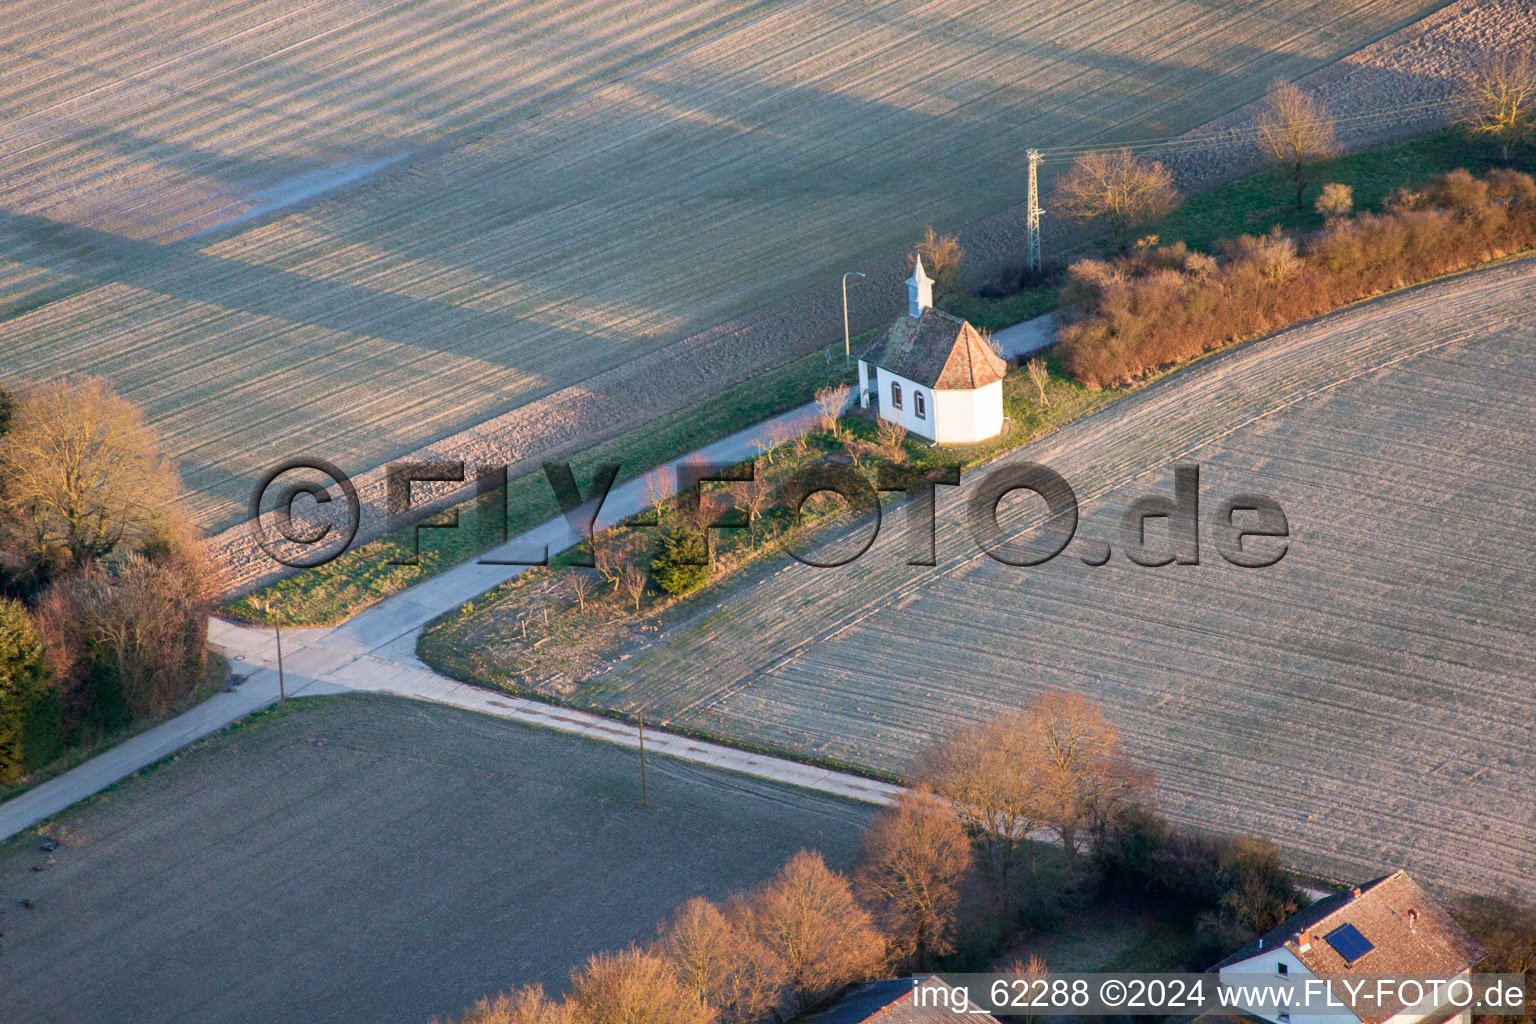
[1314,182,1353,220]
[1058,168,1536,389]
[1052,149,1181,253]
[873,416,908,462]
[434,985,572,1024]
[1226,230,1300,284]
[1025,358,1050,407]
[1487,166,1536,207]
[979,328,1004,362]
[813,383,850,437]
[37,552,211,719]
[1183,251,1217,278]
[1255,79,1340,211]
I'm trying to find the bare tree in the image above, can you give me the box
[910,225,965,295]
[681,488,728,538]
[1024,689,1138,865]
[1459,52,1536,161]
[657,897,787,1024]
[1052,149,1181,253]
[754,423,793,466]
[594,536,643,593]
[855,787,972,967]
[0,377,180,575]
[618,563,648,612]
[748,850,885,1012]
[436,985,572,1024]
[917,715,1050,907]
[873,416,908,462]
[734,478,774,543]
[813,383,850,437]
[568,945,714,1024]
[1255,80,1340,211]
[1025,358,1051,407]
[567,571,595,613]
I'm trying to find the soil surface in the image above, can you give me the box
[0,695,871,1024]
[199,0,1536,595]
[429,258,1536,903]
[9,0,1521,594]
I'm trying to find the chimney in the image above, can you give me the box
[1351,887,1363,900]
[907,254,933,318]
[1408,909,1418,932]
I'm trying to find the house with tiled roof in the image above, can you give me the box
[856,256,1006,444]
[1209,871,1485,1024]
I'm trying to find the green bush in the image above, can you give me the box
[0,384,14,436]
[650,525,711,595]
[0,597,57,782]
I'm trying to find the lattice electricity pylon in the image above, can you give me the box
[1026,148,1042,276]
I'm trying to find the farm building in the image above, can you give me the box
[1210,871,1485,1024]
[857,256,1006,444]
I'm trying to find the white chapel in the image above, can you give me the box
[856,256,1006,444]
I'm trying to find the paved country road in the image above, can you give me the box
[0,695,874,1024]
[0,313,1062,843]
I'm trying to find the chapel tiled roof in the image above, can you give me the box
[861,307,1005,390]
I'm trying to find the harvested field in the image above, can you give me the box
[0,695,871,1024]
[433,259,1536,900]
[0,0,1447,532]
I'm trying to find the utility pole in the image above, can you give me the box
[841,271,865,366]
[253,598,287,703]
[637,711,648,808]
[1026,148,1042,276]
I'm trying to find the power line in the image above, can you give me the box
[1033,97,1458,164]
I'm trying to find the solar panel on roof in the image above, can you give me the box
[1325,923,1375,963]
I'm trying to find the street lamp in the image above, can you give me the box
[842,271,865,367]
[251,597,287,703]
